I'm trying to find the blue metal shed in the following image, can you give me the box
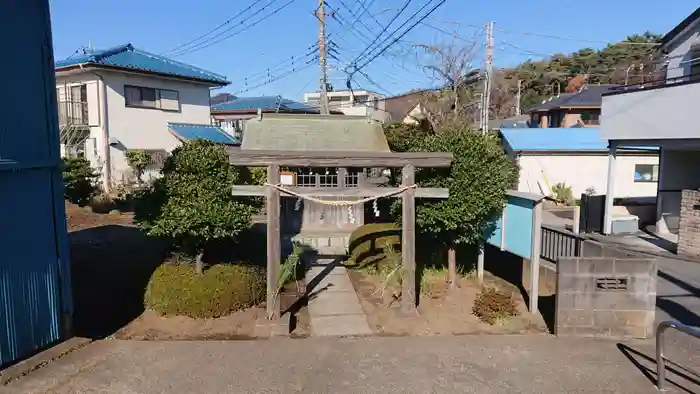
[0,1,73,366]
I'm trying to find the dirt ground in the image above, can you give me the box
[66,202,308,340]
[347,268,548,336]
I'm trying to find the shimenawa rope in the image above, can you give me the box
[263,183,417,206]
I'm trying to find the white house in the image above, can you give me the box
[55,43,236,191]
[500,127,659,199]
[303,89,385,118]
[600,6,700,251]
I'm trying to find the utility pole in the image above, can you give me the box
[316,0,330,115]
[481,21,494,133]
[515,79,522,115]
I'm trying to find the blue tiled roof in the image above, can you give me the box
[168,123,239,145]
[500,127,659,152]
[501,127,608,152]
[211,96,318,112]
[55,44,229,85]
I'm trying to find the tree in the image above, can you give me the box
[62,156,99,205]
[134,140,254,275]
[124,149,151,184]
[504,32,663,112]
[409,123,519,284]
[414,38,481,128]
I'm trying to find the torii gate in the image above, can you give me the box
[229,149,453,319]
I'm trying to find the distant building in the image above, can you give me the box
[500,127,658,199]
[529,84,619,128]
[55,43,235,187]
[210,95,342,139]
[303,89,386,118]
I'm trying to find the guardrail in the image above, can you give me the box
[656,320,700,391]
[540,224,584,263]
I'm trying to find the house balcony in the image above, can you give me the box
[58,100,89,126]
[600,74,700,142]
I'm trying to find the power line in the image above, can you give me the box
[462,23,660,46]
[233,57,318,94]
[350,0,447,73]
[348,0,414,67]
[240,50,319,89]
[160,0,267,56]
[169,0,297,57]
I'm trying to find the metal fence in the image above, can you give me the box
[540,224,584,263]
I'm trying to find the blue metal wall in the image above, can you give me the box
[0,1,72,366]
[485,193,538,260]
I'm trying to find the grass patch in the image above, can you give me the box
[420,267,447,297]
[472,287,518,325]
[145,263,265,318]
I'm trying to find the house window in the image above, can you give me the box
[580,110,600,125]
[634,164,659,183]
[124,85,180,111]
[690,44,700,82]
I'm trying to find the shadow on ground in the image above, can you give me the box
[617,343,700,394]
[70,225,167,339]
[483,244,556,333]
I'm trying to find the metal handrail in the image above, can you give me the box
[656,320,700,391]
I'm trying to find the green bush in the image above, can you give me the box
[62,157,99,205]
[145,263,265,318]
[551,182,574,206]
[410,124,520,247]
[347,223,401,269]
[134,140,255,274]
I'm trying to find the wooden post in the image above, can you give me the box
[267,164,281,319]
[529,200,543,315]
[448,247,457,291]
[401,164,416,313]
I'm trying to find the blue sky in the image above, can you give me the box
[50,0,698,101]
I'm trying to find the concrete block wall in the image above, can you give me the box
[555,256,657,339]
[678,189,700,258]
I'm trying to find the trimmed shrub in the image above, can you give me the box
[145,263,266,318]
[472,287,518,325]
[62,157,99,205]
[347,223,401,268]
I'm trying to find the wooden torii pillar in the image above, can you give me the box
[229,150,453,318]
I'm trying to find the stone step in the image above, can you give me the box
[292,233,350,255]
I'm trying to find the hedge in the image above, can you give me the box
[347,223,401,268]
[144,263,265,318]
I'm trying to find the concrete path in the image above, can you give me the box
[4,336,699,393]
[305,258,372,337]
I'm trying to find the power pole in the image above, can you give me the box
[481,21,494,134]
[515,79,522,115]
[316,0,330,115]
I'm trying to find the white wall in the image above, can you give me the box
[102,71,213,181]
[516,153,659,198]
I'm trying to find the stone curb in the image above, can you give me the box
[0,337,94,386]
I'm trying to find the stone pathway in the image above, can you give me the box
[306,258,372,337]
